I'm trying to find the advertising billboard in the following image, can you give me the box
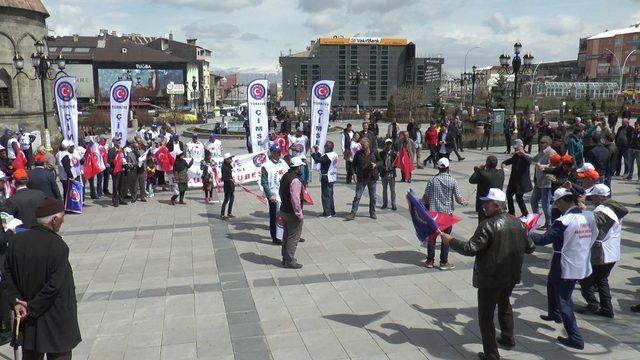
[62,64,94,98]
[97,68,184,99]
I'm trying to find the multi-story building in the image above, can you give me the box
[578,23,640,88]
[279,37,444,109]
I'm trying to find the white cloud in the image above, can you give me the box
[304,13,344,32]
[148,0,263,12]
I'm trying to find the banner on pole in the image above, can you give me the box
[54,76,79,146]
[247,79,269,152]
[310,80,335,150]
[109,80,132,140]
[231,150,268,184]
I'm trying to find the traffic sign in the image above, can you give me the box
[166,82,185,95]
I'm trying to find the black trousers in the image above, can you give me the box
[221,184,235,216]
[320,177,335,216]
[112,172,126,205]
[102,168,110,194]
[506,189,528,217]
[60,179,69,201]
[269,200,278,242]
[345,161,354,183]
[481,132,491,150]
[580,262,615,315]
[478,285,516,360]
[22,350,72,360]
[504,134,512,153]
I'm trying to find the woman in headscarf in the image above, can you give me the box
[171,151,193,205]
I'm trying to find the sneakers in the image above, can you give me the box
[425,260,435,268]
[439,262,455,270]
[345,213,355,221]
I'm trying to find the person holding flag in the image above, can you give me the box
[107,137,127,207]
[422,157,468,269]
[260,145,289,244]
[440,188,534,360]
[310,141,339,217]
[56,140,75,202]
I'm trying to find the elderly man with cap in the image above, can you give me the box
[279,156,305,268]
[107,137,127,206]
[2,198,81,359]
[4,169,45,229]
[576,184,627,318]
[260,145,289,244]
[422,157,468,270]
[530,187,598,350]
[144,123,160,144]
[204,133,223,158]
[167,133,185,153]
[220,152,235,219]
[28,154,61,200]
[310,141,339,217]
[441,188,534,360]
[379,138,398,211]
[56,140,75,201]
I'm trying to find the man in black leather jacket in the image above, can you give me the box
[441,188,535,360]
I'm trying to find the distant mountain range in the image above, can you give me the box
[212,68,281,85]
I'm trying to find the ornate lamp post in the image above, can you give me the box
[286,75,299,114]
[498,42,534,116]
[191,76,199,117]
[13,39,66,150]
[349,66,368,114]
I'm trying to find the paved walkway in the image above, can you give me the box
[2,129,640,360]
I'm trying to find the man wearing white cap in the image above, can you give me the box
[279,156,305,269]
[577,184,628,318]
[530,187,598,350]
[442,188,534,360]
[56,140,75,201]
[422,157,467,270]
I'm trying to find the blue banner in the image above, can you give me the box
[65,180,84,214]
[406,189,439,244]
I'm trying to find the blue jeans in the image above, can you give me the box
[547,278,584,347]
[350,180,376,215]
[427,227,451,264]
[320,177,335,216]
[625,148,640,179]
[530,186,552,227]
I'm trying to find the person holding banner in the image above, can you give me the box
[56,140,75,202]
[310,142,338,217]
[133,142,148,202]
[440,189,534,360]
[260,145,289,244]
[108,137,127,207]
[220,153,235,219]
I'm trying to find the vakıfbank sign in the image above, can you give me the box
[319,37,408,46]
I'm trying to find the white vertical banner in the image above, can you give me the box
[247,79,269,152]
[109,80,132,140]
[310,80,335,151]
[53,76,79,146]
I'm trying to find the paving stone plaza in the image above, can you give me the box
[3,124,639,360]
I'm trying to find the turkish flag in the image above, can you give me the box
[82,150,101,180]
[303,187,314,205]
[522,213,544,234]
[154,146,175,172]
[113,149,124,175]
[427,211,461,234]
[12,149,27,170]
[393,147,414,182]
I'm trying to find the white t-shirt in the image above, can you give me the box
[7,138,18,159]
[205,139,223,157]
[289,135,308,157]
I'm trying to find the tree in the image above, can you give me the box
[431,86,442,115]
[386,95,396,118]
[395,85,427,120]
[600,99,608,114]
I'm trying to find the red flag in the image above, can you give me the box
[113,149,124,175]
[82,150,101,180]
[240,184,267,205]
[522,213,543,233]
[12,149,27,170]
[303,187,314,205]
[154,146,175,172]
[427,211,461,234]
[393,147,414,182]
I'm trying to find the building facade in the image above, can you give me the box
[279,37,443,109]
[0,0,53,138]
[579,23,640,88]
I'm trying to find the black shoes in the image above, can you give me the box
[381,205,388,209]
[631,304,640,312]
[345,213,355,221]
[539,315,561,323]
[496,336,515,348]
[283,262,303,269]
[575,305,598,315]
[370,213,377,220]
[273,240,282,245]
[557,336,584,350]
[299,238,306,243]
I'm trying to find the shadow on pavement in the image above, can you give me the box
[239,252,280,266]
[231,222,270,231]
[227,231,269,244]
[323,311,390,327]
[373,250,426,267]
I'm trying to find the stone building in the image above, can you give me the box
[0,0,53,141]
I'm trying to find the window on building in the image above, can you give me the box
[74,47,91,53]
[0,70,12,108]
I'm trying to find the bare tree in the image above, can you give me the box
[395,85,427,120]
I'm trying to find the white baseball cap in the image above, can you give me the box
[577,162,595,173]
[552,187,574,202]
[436,157,450,169]
[384,138,393,144]
[61,139,73,148]
[479,188,506,202]
[586,184,610,197]
[224,152,233,159]
[290,156,304,167]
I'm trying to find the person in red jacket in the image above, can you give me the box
[422,123,439,168]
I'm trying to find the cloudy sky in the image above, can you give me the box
[43,0,640,77]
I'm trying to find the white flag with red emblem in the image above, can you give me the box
[247,79,269,152]
[54,76,79,146]
[310,80,335,152]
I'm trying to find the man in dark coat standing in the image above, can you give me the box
[501,139,532,218]
[27,154,61,200]
[441,189,534,360]
[2,198,81,359]
[4,169,46,229]
[469,156,505,223]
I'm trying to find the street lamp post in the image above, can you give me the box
[13,39,67,150]
[462,46,480,109]
[349,66,368,115]
[498,42,534,117]
[286,75,300,115]
[605,48,639,92]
